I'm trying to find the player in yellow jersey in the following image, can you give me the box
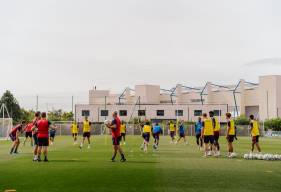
[201,113,215,157]
[71,121,79,145]
[168,120,176,144]
[209,111,221,156]
[120,121,126,145]
[141,120,152,153]
[249,115,261,153]
[226,113,236,157]
[79,116,92,149]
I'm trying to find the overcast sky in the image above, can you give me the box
[1,0,281,109]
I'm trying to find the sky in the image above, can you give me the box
[0,0,281,110]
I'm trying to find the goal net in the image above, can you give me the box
[0,118,13,140]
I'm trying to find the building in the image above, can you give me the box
[75,75,281,122]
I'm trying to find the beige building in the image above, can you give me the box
[75,75,281,122]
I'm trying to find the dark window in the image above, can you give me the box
[82,110,90,117]
[213,110,221,116]
[157,110,165,116]
[194,110,202,116]
[100,110,108,117]
[138,110,146,116]
[119,110,127,116]
[175,110,183,116]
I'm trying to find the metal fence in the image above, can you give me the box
[51,122,265,137]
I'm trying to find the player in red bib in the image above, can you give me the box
[35,112,56,162]
[9,121,27,154]
[32,111,41,161]
[106,111,126,162]
[23,123,33,146]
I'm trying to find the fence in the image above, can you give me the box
[51,122,265,137]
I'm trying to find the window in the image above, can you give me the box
[82,110,90,117]
[119,110,127,116]
[194,110,202,116]
[175,110,183,116]
[213,110,221,116]
[157,110,165,116]
[138,110,146,116]
[100,110,108,117]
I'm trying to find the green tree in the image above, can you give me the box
[264,118,281,131]
[47,110,74,121]
[0,90,22,123]
[234,114,250,125]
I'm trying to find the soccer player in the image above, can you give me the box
[226,112,236,158]
[9,121,27,154]
[209,111,221,156]
[249,115,261,153]
[168,120,176,144]
[141,120,152,153]
[195,117,203,150]
[49,125,56,145]
[120,121,126,145]
[32,111,41,161]
[23,122,33,146]
[80,116,92,149]
[152,122,162,149]
[176,120,188,145]
[71,121,79,145]
[36,112,56,162]
[201,113,215,157]
[106,111,126,162]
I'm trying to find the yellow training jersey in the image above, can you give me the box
[251,120,260,136]
[83,120,90,133]
[71,123,78,134]
[120,124,126,134]
[203,118,214,136]
[169,123,176,132]
[213,117,220,132]
[228,119,235,136]
[143,125,152,133]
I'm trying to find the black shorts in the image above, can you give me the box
[72,133,78,137]
[170,131,175,138]
[33,134,38,146]
[179,133,185,138]
[50,133,56,138]
[38,137,49,147]
[112,136,121,146]
[153,133,160,140]
[227,135,235,143]
[83,132,91,138]
[9,134,17,142]
[204,135,214,144]
[142,133,150,142]
[25,132,32,138]
[121,133,126,137]
[252,136,259,144]
[196,133,201,139]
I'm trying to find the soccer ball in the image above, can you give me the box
[244,154,249,159]
[248,153,253,160]
[229,152,237,158]
[258,154,263,160]
[104,120,111,125]
[273,155,279,160]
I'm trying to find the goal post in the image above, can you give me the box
[0,118,13,140]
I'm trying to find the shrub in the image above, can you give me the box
[234,115,250,125]
[264,118,281,131]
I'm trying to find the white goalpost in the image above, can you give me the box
[0,104,13,140]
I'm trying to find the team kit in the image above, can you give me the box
[8,111,261,161]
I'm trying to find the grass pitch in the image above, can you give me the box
[0,136,281,192]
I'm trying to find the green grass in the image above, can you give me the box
[0,136,281,192]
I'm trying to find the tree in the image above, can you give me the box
[47,110,74,121]
[0,90,22,123]
[234,114,250,125]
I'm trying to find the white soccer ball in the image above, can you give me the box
[252,153,258,160]
[248,153,253,160]
[230,152,237,158]
[263,154,268,160]
[258,154,264,160]
[244,154,249,159]
[104,120,111,125]
[273,155,279,161]
[268,154,273,161]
